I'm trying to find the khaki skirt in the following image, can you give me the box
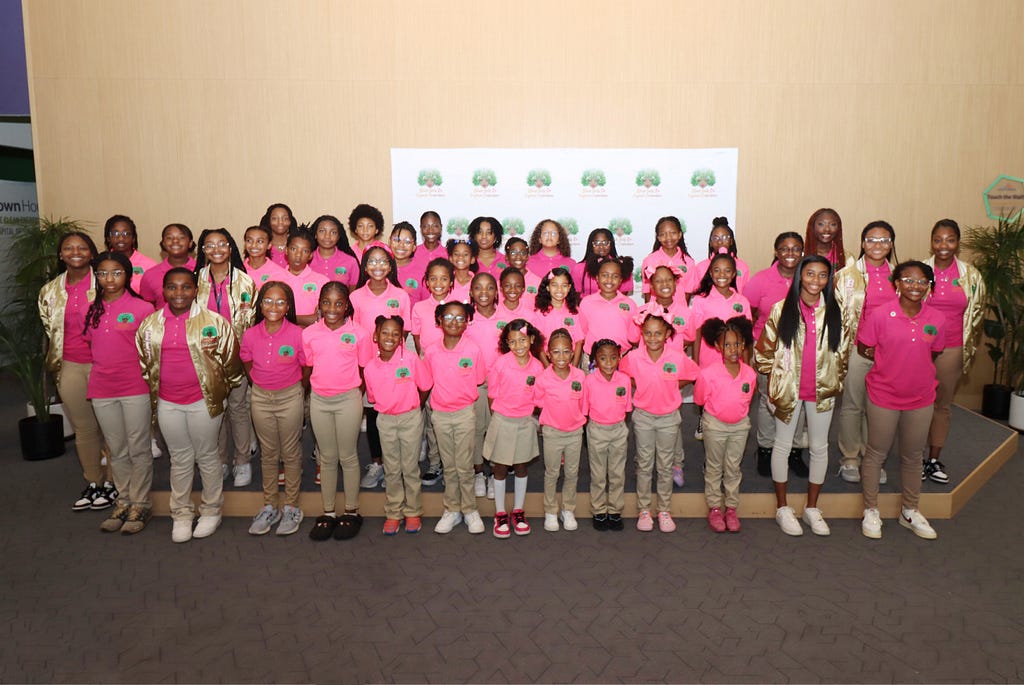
[483,412,539,466]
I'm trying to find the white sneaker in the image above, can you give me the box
[801,507,831,536]
[233,463,252,488]
[838,463,860,483]
[151,438,162,459]
[862,507,883,539]
[434,510,463,534]
[276,505,304,536]
[775,506,803,536]
[360,462,385,489]
[464,511,485,534]
[486,476,495,499]
[544,513,559,532]
[193,514,222,538]
[248,505,281,535]
[474,472,487,497]
[560,510,578,531]
[171,519,193,543]
[899,508,937,539]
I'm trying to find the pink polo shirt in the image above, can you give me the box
[240,319,306,391]
[351,240,390,264]
[62,277,93,363]
[527,252,575,279]
[244,258,287,288]
[268,244,289,269]
[571,261,632,298]
[350,282,411,333]
[205,278,232,321]
[862,262,897,322]
[158,307,203,404]
[139,258,197,307]
[690,288,751,368]
[411,296,447,352]
[693,255,751,293]
[449,277,472,304]
[494,301,534,330]
[84,292,154,398]
[583,370,633,425]
[745,263,793,340]
[475,252,508,279]
[423,336,485,412]
[408,243,448,281]
[693,361,756,424]
[396,261,427,305]
[535,366,588,431]
[620,347,699,414]
[282,266,331,317]
[364,350,432,415]
[128,250,157,293]
[532,305,587,348]
[309,249,359,288]
[579,293,640,352]
[640,249,697,296]
[930,261,968,348]
[465,310,503,371]
[487,352,544,418]
[648,299,695,344]
[301,319,373,397]
[521,270,541,309]
[859,302,946,411]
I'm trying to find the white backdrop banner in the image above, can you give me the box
[390,147,738,283]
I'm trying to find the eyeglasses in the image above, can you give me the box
[591,240,611,247]
[204,242,230,251]
[262,298,288,307]
[366,258,390,266]
[441,314,466,323]
[540,230,559,238]
[507,249,529,256]
[898,277,930,287]
[109,230,132,238]
[95,270,125,278]
[864,237,892,245]
[390,237,415,246]
[710,235,732,243]
[777,247,803,254]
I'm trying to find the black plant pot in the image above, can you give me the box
[19,415,66,461]
[981,383,1012,420]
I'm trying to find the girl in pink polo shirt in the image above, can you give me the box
[103,214,156,294]
[533,267,587,367]
[422,301,487,535]
[621,312,699,533]
[390,221,426,305]
[483,318,545,538]
[243,225,287,287]
[348,203,390,263]
[579,257,640,360]
[583,339,633,531]
[85,251,155,533]
[303,282,374,541]
[641,216,696,302]
[693,317,756,534]
[281,228,329,328]
[503,237,539,307]
[469,216,507,278]
[496,267,532,324]
[408,211,447,283]
[411,258,454,355]
[309,214,360,288]
[693,217,751,293]
[804,208,847,271]
[447,239,477,303]
[364,315,433,535]
[241,281,308,537]
[535,329,589,533]
[260,202,297,270]
[139,223,196,307]
[857,261,946,541]
[573,228,633,297]
[527,219,575,280]
[467,272,502,497]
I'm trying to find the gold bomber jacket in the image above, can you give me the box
[833,256,881,344]
[925,256,986,374]
[135,301,243,418]
[753,296,854,424]
[195,265,257,340]
[38,272,97,382]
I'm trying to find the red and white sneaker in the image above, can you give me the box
[511,508,531,536]
[493,512,511,539]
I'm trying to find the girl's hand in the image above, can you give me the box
[856,341,875,360]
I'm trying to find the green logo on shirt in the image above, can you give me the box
[673,316,685,326]
[340,333,356,344]
[335,267,347,276]
[387,299,399,308]
[563,317,575,326]
[924,324,938,336]
[496,262,507,270]
[279,345,295,357]
[240,292,251,302]
[952,278,960,287]
[742,382,750,393]
[201,325,217,338]
[132,266,143,275]
[615,386,626,397]
[458,358,473,368]
[496,320,507,330]
[396,367,410,378]
[527,286,537,294]
[680,265,688,273]
[405,278,418,288]
[526,375,535,386]
[571,381,582,391]
[732,303,743,312]
[303,283,316,293]
[261,274,270,282]
[618,303,630,311]
[663,362,676,373]
[117,313,134,323]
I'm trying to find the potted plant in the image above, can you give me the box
[961,215,1024,421]
[0,216,83,459]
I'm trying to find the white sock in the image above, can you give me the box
[493,477,507,514]
[514,475,528,511]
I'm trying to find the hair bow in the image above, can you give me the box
[642,263,684,280]
[633,301,674,328]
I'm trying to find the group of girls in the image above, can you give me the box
[39,203,982,543]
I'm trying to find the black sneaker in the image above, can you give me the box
[421,465,443,486]
[333,513,364,540]
[309,514,340,541]
[72,483,101,511]
[592,513,609,531]
[788,448,809,479]
[756,447,772,477]
[91,481,118,510]
[607,513,624,531]
[922,458,950,484]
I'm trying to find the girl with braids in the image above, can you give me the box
[641,216,696,302]
[571,228,632,297]
[468,216,507,278]
[260,202,297,269]
[583,339,632,531]
[243,224,287,287]
[309,214,360,288]
[692,217,751,293]
[533,266,586,367]
[103,214,156,293]
[280,227,329,328]
[804,208,846,271]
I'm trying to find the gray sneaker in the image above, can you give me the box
[276,505,304,536]
[248,505,281,535]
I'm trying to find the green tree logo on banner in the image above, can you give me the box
[472,169,497,188]
[691,168,717,188]
[635,169,661,188]
[559,217,579,236]
[417,169,443,188]
[447,217,470,236]
[608,217,633,237]
[503,217,525,237]
[581,169,606,188]
[527,169,552,188]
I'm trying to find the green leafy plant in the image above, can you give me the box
[0,216,85,420]
[472,169,497,187]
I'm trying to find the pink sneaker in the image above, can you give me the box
[493,512,511,539]
[636,510,654,531]
[672,465,685,488]
[658,511,676,533]
[724,507,741,533]
[511,509,531,536]
[707,507,726,533]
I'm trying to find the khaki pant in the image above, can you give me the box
[432,405,477,514]
[379,409,425,518]
[219,375,252,466]
[928,346,963,449]
[587,421,628,515]
[473,381,490,467]
[251,382,304,508]
[158,398,223,522]
[542,425,583,515]
[702,413,750,509]
[838,351,872,466]
[92,394,153,506]
[863,400,933,510]
[57,360,105,483]
[633,407,680,513]
[423,402,441,469]
[310,389,362,513]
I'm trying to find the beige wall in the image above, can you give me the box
[22,0,1024,404]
